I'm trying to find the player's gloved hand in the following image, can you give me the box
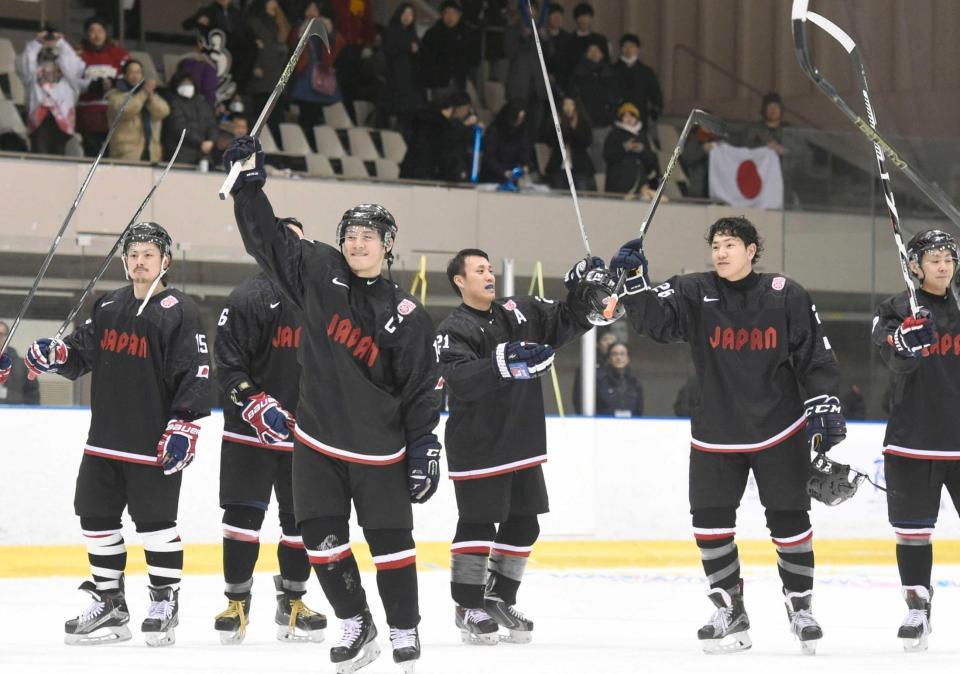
[240,391,294,444]
[0,352,10,385]
[25,337,69,379]
[609,239,651,295]
[493,341,555,380]
[564,256,605,292]
[157,419,200,475]
[223,135,265,194]
[803,394,846,453]
[888,310,935,358]
[406,433,442,504]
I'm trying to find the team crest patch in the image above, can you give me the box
[161,296,179,309]
[196,365,210,379]
[772,276,786,291]
[504,300,517,311]
[397,299,416,316]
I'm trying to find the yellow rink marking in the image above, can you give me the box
[4,540,960,578]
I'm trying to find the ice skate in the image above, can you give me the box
[455,605,499,645]
[483,593,533,644]
[274,575,327,643]
[390,625,420,673]
[784,591,822,655]
[330,607,381,673]
[64,580,132,645]
[214,595,251,645]
[697,585,751,654]
[141,586,178,647]
[898,586,932,652]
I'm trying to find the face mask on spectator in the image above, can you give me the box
[229,100,244,113]
[177,82,195,99]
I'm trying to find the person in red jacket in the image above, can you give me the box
[77,17,128,157]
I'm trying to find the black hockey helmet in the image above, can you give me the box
[907,229,958,270]
[806,452,865,506]
[575,267,625,326]
[122,222,173,258]
[336,204,397,253]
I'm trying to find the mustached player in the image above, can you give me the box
[224,136,442,673]
[25,222,212,647]
[213,215,328,644]
[436,249,602,644]
[872,230,960,651]
[609,216,844,654]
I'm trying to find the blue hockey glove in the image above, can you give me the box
[888,311,935,358]
[493,341,555,380]
[0,351,10,385]
[564,256,605,292]
[407,434,442,503]
[223,135,265,193]
[157,419,200,475]
[804,395,846,453]
[25,337,69,379]
[609,239,651,295]
[241,392,294,444]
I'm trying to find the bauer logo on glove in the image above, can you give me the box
[157,419,200,475]
[494,341,555,380]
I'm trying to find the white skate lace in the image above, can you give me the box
[464,608,493,625]
[790,608,818,634]
[335,615,364,648]
[903,608,930,631]
[389,627,417,649]
[147,599,174,621]
[709,606,732,635]
[78,599,105,625]
[505,605,528,623]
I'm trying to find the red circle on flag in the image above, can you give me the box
[736,160,762,199]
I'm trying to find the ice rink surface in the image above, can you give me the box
[3,565,960,674]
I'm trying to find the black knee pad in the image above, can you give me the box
[134,520,177,534]
[300,516,351,550]
[278,511,299,537]
[222,505,266,531]
[80,516,122,532]
[497,515,540,547]
[691,507,736,529]
[764,509,811,538]
[364,528,415,556]
[454,520,497,543]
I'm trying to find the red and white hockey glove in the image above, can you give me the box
[888,311,935,358]
[240,392,294,445]
[0,352,10,385]
[157,419,200,475]
[25,337,69,379]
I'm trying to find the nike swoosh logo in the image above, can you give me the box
[366,279,378,285]
[703,296,720,302]
[101,301,115,307]
[270,302,280,309]
[332,278,349,288]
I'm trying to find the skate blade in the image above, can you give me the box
[902,636,929,652]
[218,629,246,645]
[701,631,752,654]
[64,624,132,646]
[277,624,325,643]
[334,641,382,674]
[800,638,819,655]
[144,628,176,648]
[499,629,533,644]
[459,629,499,646]
[398,661,416,674]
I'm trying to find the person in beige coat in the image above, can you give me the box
[107,60,169,162]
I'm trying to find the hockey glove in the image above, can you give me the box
[406,433,442,504]
[493,341,555,380]
[807,452,865,506]
[564,256,605,293]
[0,352,10,385]
[157,419,200,475]
[609,239,651,295]
[25,337,69,379]
[223,135,265,194]
[240,391,295,445]
[803,394,846,453]
[888,311,935,358]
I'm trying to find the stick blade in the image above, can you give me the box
[307,16,331,52]
[691,109,729,138]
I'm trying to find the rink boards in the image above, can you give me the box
[2,407,959,577]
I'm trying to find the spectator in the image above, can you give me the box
[329,0,375,122]
[480,98,533,184]
[504,1,548,146]
[175,43,220,109]
[400,93,473,182]
[162,71,218,165]
[568,2,609,64]
[382,3,424,138]
[613,33,662,127]
[76,17,129,157]
[545,96,595,190]
[288,5,345,151]
[603,102,658,197]
[595,342,643,417]
[679,122,719,198]
[16,30,86,155]
[745,91,786,156]
[572,330,616,414]
[418,0,470,97]
[0,322,40,405]
[182,0,256,94]
[245,0,291,149]
[841,383,867,420]
[106,60,169,162]
[230,113,249,138]
[673,373,700,417]
[568,40,619,128]
[543,2,575,92]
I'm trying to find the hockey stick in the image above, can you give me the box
[53,130,186,341]
[0,80,143,357]
[526,0,592,255]
[219,17,330,199]
[602,109,728,319]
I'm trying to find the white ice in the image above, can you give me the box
[2,565,959,674]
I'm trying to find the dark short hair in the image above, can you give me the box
[620,33,640,48]
[548,2,564,15]
[123,59,143,77]
[84,17,108,33]
[447,248,489,297]
[706,216,764,263]
[573,2,593,18]
[607,341,629,356]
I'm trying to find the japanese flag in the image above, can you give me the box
[708,143,784,209]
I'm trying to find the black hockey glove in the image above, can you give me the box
[889,310,935,358]
[803,394,846,452]
[493,341,555,380]
[406,434,442,503]
[0,351,10,385]
[807,452,865,506]
[564,256,605,292]
[609,239,651,295]
[223,135,265,194]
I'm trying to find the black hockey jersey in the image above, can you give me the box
[58,285,213,465]
[233,183,441,464]
[437,294,591,478]
[873,288,960,458]
[624,271,839,451]
[215,273,302,451]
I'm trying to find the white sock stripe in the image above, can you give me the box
[371,548,417,564]
[451,540,493,551]
[306,542,352,560]
[87,542,127,556]
[146,565,183,579]
[145,541,184,553]
[280,534,303,544]
[82,530,123,543]
[894,527,935,536]
[140,527,180,543]
[223,524,261,539]
[772,528,813,544]
[491,543,534,554]
[692,527,736,535]
[89,565,124,579]
[81,528,122,537]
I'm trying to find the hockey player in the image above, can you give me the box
[25,222,212,647]
[436,249,601,645]
[609,216,844,654]
[872,229,960,652]
[224,136,442,673]
[213,215,327,645]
